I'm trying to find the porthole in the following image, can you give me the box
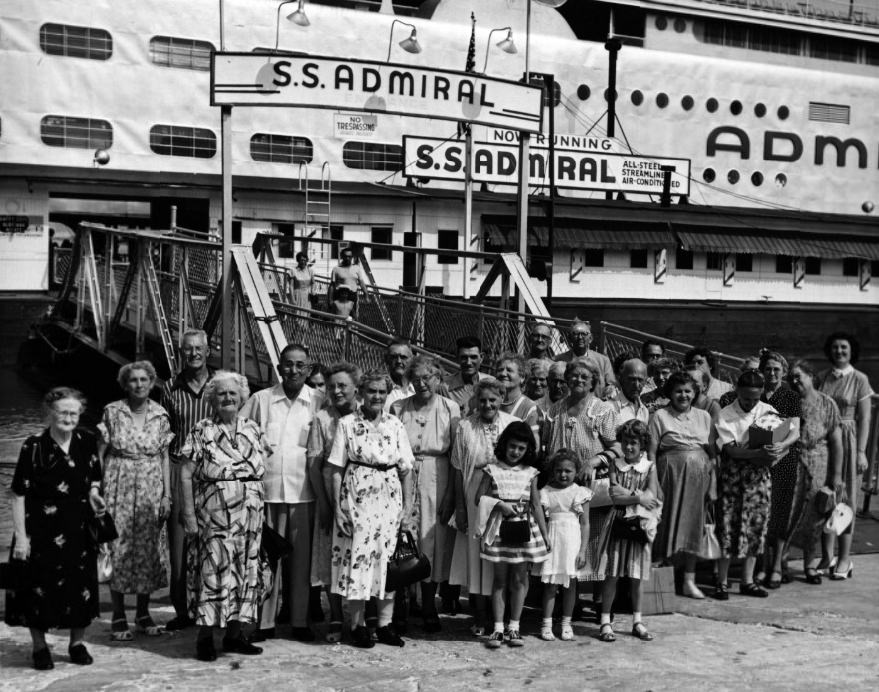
[673,18,687,33]
[655,16,668,30]
[751,172,764,186]
[775,173,788,187]
[754,103,767,117]
[706,98,718,113]
[656,92,669,108]
[728,170,740,184]
[703,168,716,183]
[681,95,694,111]
[604,88,617,103]
[730,100,742,115]
[631,89,643,106]
[778,105,790,120]
[577,84,591,100]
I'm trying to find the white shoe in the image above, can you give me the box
[560,624,575,641]
[682,581,706,599]
[539,625,555,641]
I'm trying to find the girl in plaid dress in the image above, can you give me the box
[476,422,549,649]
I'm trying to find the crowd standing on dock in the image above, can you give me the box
[3,324,874,669]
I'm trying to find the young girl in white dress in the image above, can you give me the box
[476,421,549,649]
[599,419,661,643]
[533,449,592,641]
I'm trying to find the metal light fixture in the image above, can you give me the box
[387,19,421,62]
[482,27,517,73]
[274,0,309,51]
[93,149,110,167]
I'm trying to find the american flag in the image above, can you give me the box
[457,12,476,138]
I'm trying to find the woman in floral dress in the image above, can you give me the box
[180,370,268,661]
[788,360,844,584]
[390,355,460,632]
[714,371,797,599]
[543,360,620,582]
[328,370,414,649]
[447,377,519,635]
[818,331,874,580]
[6,387,106,670]
[98,360,173,641]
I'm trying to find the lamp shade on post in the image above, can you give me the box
[387,19,422,61]
[482,27,517,73]
[274,0,309,51]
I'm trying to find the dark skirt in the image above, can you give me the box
[653,448,713,560]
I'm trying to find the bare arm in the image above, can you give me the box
[330,466,349,537]
[828,426,845,492]
[575,503,590,569]
[11,495,28,559]
[855,397,873,473]
[180,460,198,536]
[530,478,550,547]
[723,442,773,466]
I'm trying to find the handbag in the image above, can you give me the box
[385,529,431,592]
[815,487,836,516]
[699,505,722,560]
[0,558,29,591]
[824,502,853,536]
[87,511,118,546]
[588,467,613,508]
[97,544,113,584]
[610,511,649,545]
[260,523,295,571]
[499,514,532,544]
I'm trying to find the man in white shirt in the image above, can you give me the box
[384,337,415,411]
[241,343,324,641]
[612,357,650,427]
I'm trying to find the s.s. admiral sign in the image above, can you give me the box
[211,53,544,133]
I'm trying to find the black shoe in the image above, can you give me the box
[422,613,442,633]
[289,626,316,642]
[309,587,325,623]
[68,643,93,665]
[276,606,291,625]
[351,625,375,649]
[165,616,195,631]
[714,582,730,601]
[32,647,54,670]
[392,618,408,635]
[222,635,263,655]
[376,625,405,647]
[196,638,217,662]
[250,627,275,643]
[739,582,769,598]
[804,569,823,585]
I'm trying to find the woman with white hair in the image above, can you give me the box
[98,360,173,642]
[180,370,269,661]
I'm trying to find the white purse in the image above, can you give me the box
[823,502,853,536]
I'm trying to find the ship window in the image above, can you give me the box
[250,133,313,164]
[149,36,215,71]
[751,172,764,186]
[702,168,716,183]
[675,248,693,270]
[630,249,648,268]
[842,258,860,277]
[437,229,459,265]
[805,257,821,275]
[706,252,722,271]
[631,90,644,106]
[776,255,793,274]
[706,98,718,113]
[277,223,297,258]
[149,124,217,158]
[41,115,113,149]
[583,248,604,267]
[39,23,112,60]
[811,37,857,63]
[754,103,767,117]
[342,142,403,171]
[655,16,667,31]
[737,254,753,272]
[681,95,694,111]
[370,226,393,261]
[727,170,740,184]
[656,93,669,108]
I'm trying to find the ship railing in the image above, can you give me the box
[686,0,879,25]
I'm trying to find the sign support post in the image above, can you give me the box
[221,105,234,368]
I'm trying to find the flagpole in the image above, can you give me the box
[462,12,476,301]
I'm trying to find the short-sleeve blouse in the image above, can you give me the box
[545,396,619,463]
[539,483,592,517]
[648,406,713,452]
[800,391,841,452]
[819,368,874,422]
[484,462,538,501]
[97,399,173,458]
[327,408,415,472]
[181,417,266,481]
[715,400,778,451]
[306,406,344,462]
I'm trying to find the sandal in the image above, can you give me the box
[765,571,782,589]
[739,582,769,598]
[560,624,575,641]
[325,621,343,644]
[631,622,654,641]
[135,615,164,636]
[110,618,133,642]
[539,625,555,641]
[598,623,616,643]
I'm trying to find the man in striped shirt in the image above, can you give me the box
[160,328,214,631]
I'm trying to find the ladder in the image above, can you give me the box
[299,162,332,259]
[356,253,395,334]
[79,229,106,349]
[140,243,178,374]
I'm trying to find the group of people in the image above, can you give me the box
[5,321,874,668]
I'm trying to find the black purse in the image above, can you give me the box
[385,529,431,592]
[260,523,295,571]
[610,511,649,545]
[87,511,118,546]
[499,501,532,544]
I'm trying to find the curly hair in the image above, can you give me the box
[546,448,580,478]
[117,360,157,390]
[759,350,789,374]
[473,377,505,400]
[326,361,362,387]
[683,346,717,374]
[204,370,250,409]
[663,370,699,399]
[616,419,651,449]
[823,331,860,366]
[788,359,817,385]
[359,369,393,393]
[495,351,528,378]
[493,421,537,468]
[405,354,445,382]
[564,360,601,393]
[42,386,87,417]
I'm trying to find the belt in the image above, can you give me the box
[349,460,396,472]
[199,476,261,483]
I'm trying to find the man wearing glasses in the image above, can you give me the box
[241,343,324,642]
[160,329,215,631]
[527,323,555,365]
[555,318,617,398]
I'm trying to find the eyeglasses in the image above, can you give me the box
[280,361,309,371]
[411,374,437,384]
[531,334,550,341]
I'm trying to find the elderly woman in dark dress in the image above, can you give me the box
[181,370,268,661]
[759,351,802,588]
[6,388,106,670]
[818,331,874,580]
